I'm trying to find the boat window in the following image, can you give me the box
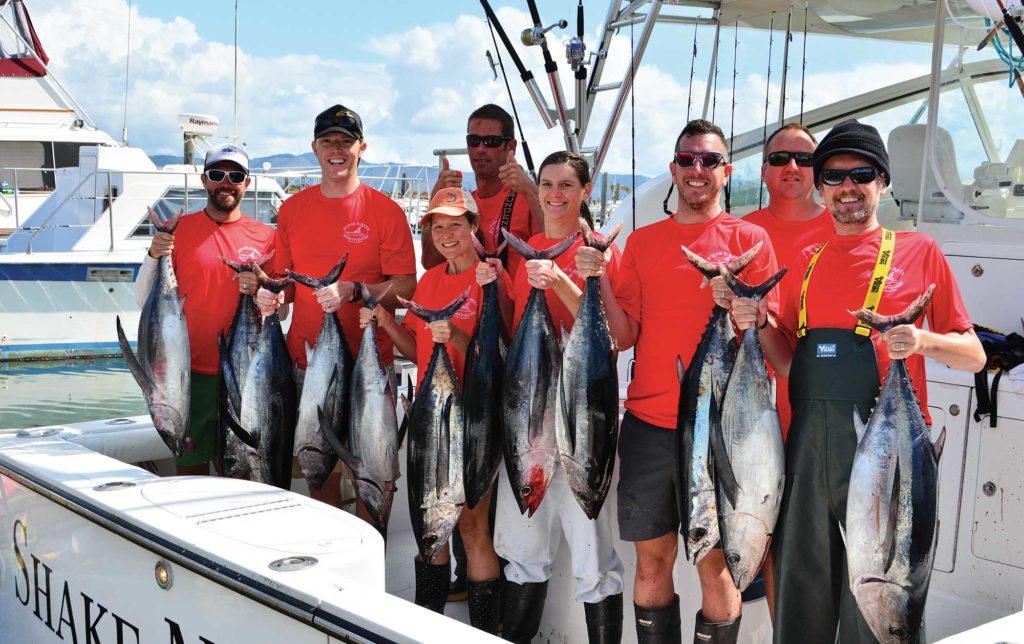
[53,142,92,170]
[129,188,282,238]
[0,141,49,190]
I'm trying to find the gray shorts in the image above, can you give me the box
[616,412,680,542]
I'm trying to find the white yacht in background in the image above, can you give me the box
[3,0,1024,642]
[0,0,287,362]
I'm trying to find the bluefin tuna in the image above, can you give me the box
[220,264,297,489]
[462,238,507,510]
[712,266,788,591]
[501,230,579,516]
[846,285,944,644]
[402,289,470,563]
[216,253,272,478]
[676,243,761,564]
[322,283,401,538]
[117,209,191,458]
[288,255,353,491]
[556,219,623,519]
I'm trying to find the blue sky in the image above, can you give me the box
[25,0,1001,178]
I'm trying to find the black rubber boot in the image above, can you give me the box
[635,594,681,644]
[413,557,449,614]
[584,593,623,644]
[467,578,502,635]
[693,611,741,644]
[501,580,548,643]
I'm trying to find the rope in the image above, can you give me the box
[686,17,698,122]
[727,18,739,214]
[800,1,808,123]
[485,15,536,180]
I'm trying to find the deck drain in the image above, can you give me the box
[94,481,136,491]
[16,427,60,438]
[269,556,318,572]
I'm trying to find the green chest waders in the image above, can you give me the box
[771,328,880,644]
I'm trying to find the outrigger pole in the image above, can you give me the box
[484,11,538,180]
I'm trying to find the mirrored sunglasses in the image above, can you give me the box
[819,167,879,186]
[674,150,725,169]
[204,169,248,184]
[766,151,814,167]
[466,134,513,148]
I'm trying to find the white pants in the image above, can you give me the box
[494,464,624,604]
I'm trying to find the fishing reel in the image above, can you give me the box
[521,20,568,47]
[566,36,587,69]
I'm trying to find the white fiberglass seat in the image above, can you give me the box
[888,124,971,223]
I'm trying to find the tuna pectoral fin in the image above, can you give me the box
[436,395,454,498]
[882,456,901,573]
[321,404,361,474]
[116,316,155,400]
[933,427,947,461]
[223,411,259,450]
[709,391,740,509]
[852,408,869,444]
[559,372,575,455]
[218,334,242,415]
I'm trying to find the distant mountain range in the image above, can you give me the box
[148,152,651,197]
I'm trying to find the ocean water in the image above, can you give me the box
[0,358,147,430]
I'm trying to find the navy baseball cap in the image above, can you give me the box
[314,104,364,140]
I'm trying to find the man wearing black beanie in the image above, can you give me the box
[729,119,985,642]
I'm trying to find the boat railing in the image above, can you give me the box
[14,168,284,255]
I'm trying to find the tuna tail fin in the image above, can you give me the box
[288,252,350,290]
[436,395,454,498]
[116,316,155,400]
[218,256,248,273]
[251,262,293,293]
[680,241,763,281]
[850,283,937,333]
[709,388,740,509]
[361,282,394,311]
[399,287,471,324]
[883,456,901,573]
[852,407,869,444]
[579,218,623,252]
[720,266,789,301]
[933,427,947,462]
[502,228,578,261]
[148,206,182,234]
[472,235,507,261]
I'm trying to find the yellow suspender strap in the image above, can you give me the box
[797,228,895,339]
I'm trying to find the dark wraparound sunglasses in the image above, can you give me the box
[466,134,513,148]
[819,167,879,186]
[766,151,814,167]
[674,150,725,169]
[204,169,248,184]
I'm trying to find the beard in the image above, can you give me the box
[208,189,241,212]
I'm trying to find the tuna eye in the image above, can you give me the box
[726,552,741,566]
[688,528,707,541]
[520,485,532,496]
[889,626,909,640]
[423,535,437,547]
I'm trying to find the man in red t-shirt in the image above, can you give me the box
[424,103,541,278]
[744,123,833,441]
[257,105,416,510]
[138,144,274,476]
[730,119,985,642]
[603,120,779,642]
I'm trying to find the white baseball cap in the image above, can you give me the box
[204,144,249,173]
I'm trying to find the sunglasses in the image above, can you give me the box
[466,134,513,148]
[819,167,879,186]
[204,169,248,184]
[674,150,726,169]
[766,151,814,167]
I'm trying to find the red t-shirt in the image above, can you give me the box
[473,186,535,278]
[271,183,416,367]
[615,213,780,429]
[776,228,974,424]
[401,262,483,387]
[171,210,275,375]
[510,231,622,338]
[743,207,834,438]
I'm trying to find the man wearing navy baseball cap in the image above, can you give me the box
[256,104,416,518]
[729,119,984,642]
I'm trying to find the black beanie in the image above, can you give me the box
[812,119,891,187]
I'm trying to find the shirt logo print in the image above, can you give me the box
[235,246,262,262]
[343,222,370,244]
[454,296,478,320]
[859,265,905,293]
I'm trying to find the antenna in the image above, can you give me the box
[121,0,132,145]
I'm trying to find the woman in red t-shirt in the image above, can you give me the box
[360,188,501,633]
[478,151,626,642]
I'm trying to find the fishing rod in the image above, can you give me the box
[523,0,579,152]
[478,0,555,130]
[484,12,537,180]
[568,0,588,144]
